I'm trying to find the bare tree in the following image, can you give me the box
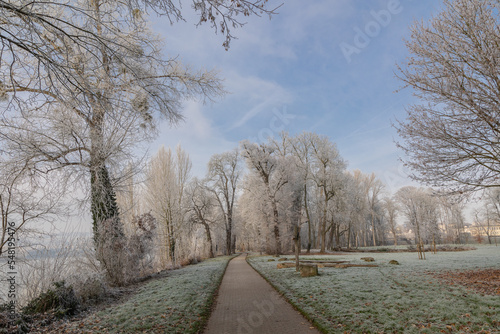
[206,149,241,255]
[186,178,218,258]
[0,160,63,255]
[1,0,224,250]
[241,141,292,256]
[365,173,384,247]
[0,0,277,269]
[396,186,439,259]
[288,132,316,253]
[0,0,278,102]
[395,0,500,194]
[474,188,500,245]
[382,196,399,246]
[144,145,191,267]
[308,135,346,253]
[238,174,273,253]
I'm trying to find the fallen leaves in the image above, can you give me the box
[429,269,500,296]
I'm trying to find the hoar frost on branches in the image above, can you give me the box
[0,0,277,283]
[395,0,500,194]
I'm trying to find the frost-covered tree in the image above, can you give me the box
[396,0,500,194]
[0,0,276,101]
[382,196,399,246]
[238,174,273,253]
[474,188,500,245]
[308,135,346,253]
[288,132,316,253]
[436,196,466,244]
[0,1,223,251]
[241,140,295,255]
[0,160,63,255]
[364,173,385,246]
[185,178,218,258]
[206,149,241,255]
[396,186,439,259]
[0,0,277,269]
[144,145,191,267]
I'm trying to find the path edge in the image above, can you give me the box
[196,253,239,334]
[246,255,328,334]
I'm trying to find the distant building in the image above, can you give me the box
[466,222,500,244]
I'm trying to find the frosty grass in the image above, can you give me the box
[68,255,233,333]
[248,246,500,334]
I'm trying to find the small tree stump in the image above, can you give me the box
[299,264,318,277]
[361,257,375,262]
[389,260,400,265]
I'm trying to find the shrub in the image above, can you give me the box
[68,274,109,306]
[96,214,158,286]
[22,281,79,318]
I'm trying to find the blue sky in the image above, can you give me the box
[149,0,444,194]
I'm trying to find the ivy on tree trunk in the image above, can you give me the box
[91,163,121,244]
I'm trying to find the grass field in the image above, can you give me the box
[55,255,234,334]
[248,246,500,334]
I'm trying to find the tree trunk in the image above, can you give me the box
[328,223,335,250]
[293,225,300,272]
[304,184,312,254]
[226,215,232,255]
[90,161,121,245]
[269,194,281,256]
[371,211,377,247]
[204,223,214,258]
[334,224,341,250]
[415,220,425,260]
[392,226,398,246]
[363,225,367,247]
[347,223,351,250]
[320,189,327,253]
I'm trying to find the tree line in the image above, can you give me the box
[111,132,474,273]
[3,0,500,287]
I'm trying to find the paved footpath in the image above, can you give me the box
[204,254,321,334]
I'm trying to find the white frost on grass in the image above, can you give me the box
[68,256,233,333]
[248,246,500,333]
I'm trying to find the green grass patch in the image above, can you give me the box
[248,246,500,333]
[67,256,234,333]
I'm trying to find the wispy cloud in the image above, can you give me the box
[227,74,294,129]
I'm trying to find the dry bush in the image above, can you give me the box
[96,213,158,286]
[128,213,157,276]
[23,281,79,317]
[95,217,129,286]
[18,235,78,307]
[67,273,109,306]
